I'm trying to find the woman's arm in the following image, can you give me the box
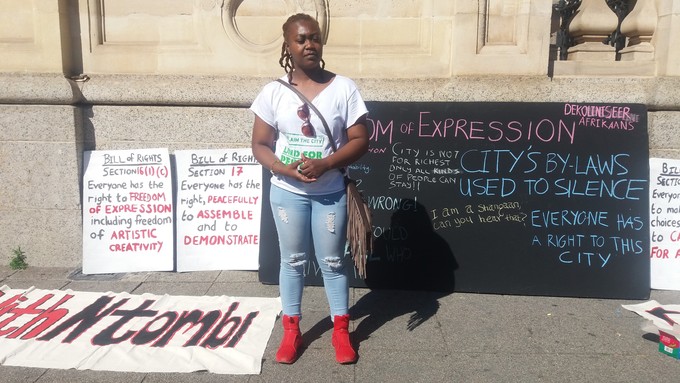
[251,115,307,180]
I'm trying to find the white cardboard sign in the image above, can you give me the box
[175,149,262,272]
[82,148,174,274]
[649,157,680,290]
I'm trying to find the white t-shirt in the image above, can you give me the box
[250,74,369,195]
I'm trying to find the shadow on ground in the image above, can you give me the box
[305,198,458,353]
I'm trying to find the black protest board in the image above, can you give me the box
[258,102,650,299]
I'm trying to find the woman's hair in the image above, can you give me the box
[279,13,324,83]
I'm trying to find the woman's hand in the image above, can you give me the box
[283,159,318,183]
[296,154,328,181]
[269,157,318,183]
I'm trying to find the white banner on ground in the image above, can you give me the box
[622,300,680,332]
[649,158,680,290]
[0,286,281,375]
[175,149,262,272]
[82,148,174,274]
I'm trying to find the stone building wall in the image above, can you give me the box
[1,0,679,267]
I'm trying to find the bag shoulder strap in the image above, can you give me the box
[276,79,338,153]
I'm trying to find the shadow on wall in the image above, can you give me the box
[365,198,458,292]
[350,199,458,346]
[76,106,97,209]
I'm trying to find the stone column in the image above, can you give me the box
[653,0,680,76]
[566,0,618,61]
[619,0,658,61]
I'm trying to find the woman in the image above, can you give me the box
[250,13,369,364]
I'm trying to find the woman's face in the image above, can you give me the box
[284,19,323,72]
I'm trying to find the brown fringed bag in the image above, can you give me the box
[276,79,373,278]
[344,177,373,278]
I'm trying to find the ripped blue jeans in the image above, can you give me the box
[270,185,349,318]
